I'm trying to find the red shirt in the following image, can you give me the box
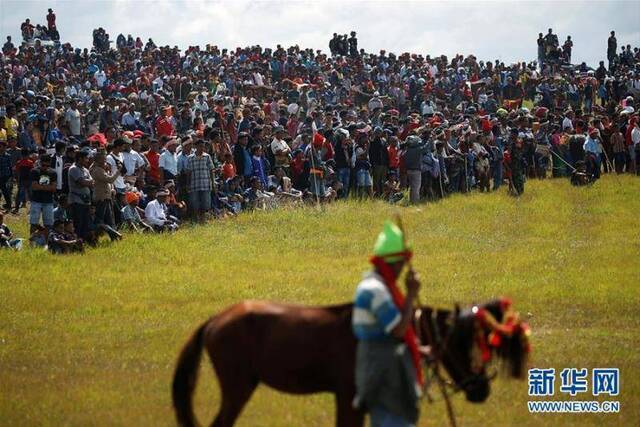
[145,150,160,183]
[155,116,174,138]
[387,145,399,168]
[290,157,304,179]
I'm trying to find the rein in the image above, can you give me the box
[414,308,458,427]
[413,306,502,427]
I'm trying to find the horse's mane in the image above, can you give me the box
[476,299,528,378]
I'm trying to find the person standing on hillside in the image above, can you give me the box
[186,139,215,223]
[90,152,120,231]
[353,220,426,427]
[0,141,14,212]
[29,154,57,239]
[508,135,526,196]
[46,8,56,32]
[349,32,358,57]
[607,31,617,68]
[537,33,545,70]
[68,150,94,240]
[563,36,573,64]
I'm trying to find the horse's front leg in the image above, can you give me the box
[335,391,365,427]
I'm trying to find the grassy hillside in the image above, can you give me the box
[1,175,639,426]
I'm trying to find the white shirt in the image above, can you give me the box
[65,108,81,136]
[632,127,640,146]
[94,70,107,88]
[106,152,126,190]
[194,100,209,113]
[270,138,291,155]
[121,150,146,176]
[159,150,178,176]
[144,199,167,226]
[153,77,164,92]
[562,117,573,131]
[54,155,64,190]
[121,111,137,128]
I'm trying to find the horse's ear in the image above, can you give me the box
[454,303,461,318]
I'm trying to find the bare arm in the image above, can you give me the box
[31,182,56,191]
[391,268,421,339]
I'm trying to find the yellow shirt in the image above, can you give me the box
[0,128,6,142]
[4,117,19,139]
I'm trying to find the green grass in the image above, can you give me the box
[1,176,639,426]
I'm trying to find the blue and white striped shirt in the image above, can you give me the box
[352,272,401,340]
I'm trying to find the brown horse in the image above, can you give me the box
[172,299,529,427]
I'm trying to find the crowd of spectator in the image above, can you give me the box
[0,14,639,253]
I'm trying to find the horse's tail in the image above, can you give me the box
[172,321,207,427]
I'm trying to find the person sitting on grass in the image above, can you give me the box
[164,180,187,219]
[121,191,153,232]
[48,219,84,254]
[382,171,404,204]
[85,205,123,245]
[53,194,70,222]
[220,176,244,214]
[29,224,47,247]
[0,211,23,250]
[269,166,302,202]
[144,189,178,232]
[243,176,275,210]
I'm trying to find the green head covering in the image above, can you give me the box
[373,220,410,262]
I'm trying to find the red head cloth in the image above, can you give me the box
[125,191,139,204]
[87,133,107,147]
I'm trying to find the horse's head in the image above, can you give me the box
[425,297,531,403]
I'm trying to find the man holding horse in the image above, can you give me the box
[352,220,425,427]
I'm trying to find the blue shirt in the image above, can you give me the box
[583,137,602,154]
[177,152,191,174]
[242,147,253,177]
[251,156,268,187]
[352,272,401,341]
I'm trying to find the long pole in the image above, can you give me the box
[436,369,458,427]
[549,148,577,173]
[308,140,321,207]
[394,213,422,306]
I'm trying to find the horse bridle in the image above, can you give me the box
[414,307,499,427]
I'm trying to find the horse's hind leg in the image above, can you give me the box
[210,368,258,427]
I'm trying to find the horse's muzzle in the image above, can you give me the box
[464,377,490,403]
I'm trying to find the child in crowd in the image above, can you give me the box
[0,211,23,250]
[222,153,236,180]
